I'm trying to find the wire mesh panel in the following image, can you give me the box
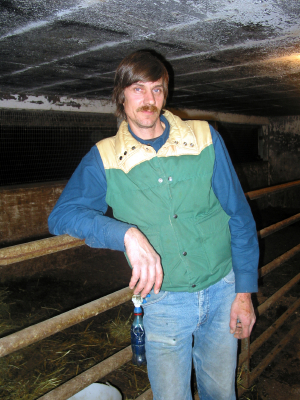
[217,122,260,163]
[0,110,117,187]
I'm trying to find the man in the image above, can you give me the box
[48,50,259,400]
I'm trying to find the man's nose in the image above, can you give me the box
[144,90,155,104]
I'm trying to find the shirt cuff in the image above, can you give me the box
[103,219,135,252]
[235,272,258,293]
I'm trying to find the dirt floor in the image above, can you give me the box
[0,206,299,399]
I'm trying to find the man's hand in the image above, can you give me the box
[229,293,256,339]
[124,227,163,297]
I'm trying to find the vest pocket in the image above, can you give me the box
[196,209,232,274]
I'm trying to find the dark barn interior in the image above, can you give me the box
[0,1,300,399]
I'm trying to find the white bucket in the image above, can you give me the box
[67,383,122,400]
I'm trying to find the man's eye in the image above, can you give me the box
[134,87,142,92]
[154,88,161,93]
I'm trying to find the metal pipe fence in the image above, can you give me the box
[1,180,299,267]
[0,179,299,399]
[237,182,300,395]
[0,287,132,358]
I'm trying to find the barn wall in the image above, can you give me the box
[0,109,118,246]
[234,162,269,192]
[267,116,300,209]
[0,182,65,246]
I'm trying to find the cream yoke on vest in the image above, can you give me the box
[96,110,233,292]
[99,110,213,172]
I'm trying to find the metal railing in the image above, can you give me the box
[0,179,300,400]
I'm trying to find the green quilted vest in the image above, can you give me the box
[97,110,232,292]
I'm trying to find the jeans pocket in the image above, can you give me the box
[223,268,235,284]
[142,290,168,308]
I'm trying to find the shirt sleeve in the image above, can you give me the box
[210,126,259,293]
[48,145,133,251]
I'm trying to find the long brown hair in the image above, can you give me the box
[112,50,169,120]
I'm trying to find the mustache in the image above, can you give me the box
[136,105,159,113]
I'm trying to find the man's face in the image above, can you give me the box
[123,78,165,132]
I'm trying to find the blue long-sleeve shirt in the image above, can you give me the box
[48,116,259,293]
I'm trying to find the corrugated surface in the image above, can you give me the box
[0,0,299,116]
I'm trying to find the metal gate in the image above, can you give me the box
[1,180,300,400]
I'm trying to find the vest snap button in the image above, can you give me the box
[168,176,173,181]
[192,284,196,288]
[158,178,163,183]
[190,143,194,147]
[183,251,187,256]
[173,214,178,219]
[119,156,122,160]
[183,142,187,146]
[124,151,127,155]
[132,146,136,150]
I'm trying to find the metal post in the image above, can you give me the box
[240,337,250,389]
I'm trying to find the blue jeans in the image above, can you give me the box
[143,269,237,400]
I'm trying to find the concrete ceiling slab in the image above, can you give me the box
[0,0,300,116]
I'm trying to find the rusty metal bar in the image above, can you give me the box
[238,323,300,397]
[239,297,300,365]
[257,273,300,317]
[135,389,153,400]
[240,337,250,389]
[248,322,299,387]
[258,213,300,239]
[259,244,300,278]
[38,345,132,400]
[245,179,300,200]
[0,287,132,358]
[0,234,84,266]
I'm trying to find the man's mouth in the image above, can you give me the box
[137,105,159,113]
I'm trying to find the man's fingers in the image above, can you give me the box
[133,262,149,295]
[230,293,256,338]
[132,259,162,297]
[234,322,249,339]
[229,313,238,333]
[153,260,163,294]
[124,228,163,297]
[136,274,152,296]
[233,317,256,338]
[129,265,141,290]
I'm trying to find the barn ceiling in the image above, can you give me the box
[0,0,300,117]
